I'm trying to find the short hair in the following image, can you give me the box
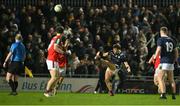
[15,34,23,41]
[113,44,121,49]
[56,26,64,33]
[160,27,168,34]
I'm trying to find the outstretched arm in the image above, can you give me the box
[123,62,131,73]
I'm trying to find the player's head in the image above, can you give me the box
[113,44,121,53]
[160,27,168,36]
[56,25,64,34]
[15,34,23,42]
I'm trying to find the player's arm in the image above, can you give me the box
[174,47,179,63]
[94,51,108,59]
[103,52,109,57]
[154,38,162,62]
[154,46,161,61]
[123,62,131,73]
[3,44,15,67]
[3,52,12,68]
[63,39,70,50]
[148,54,155,64]
[54,38,65,54]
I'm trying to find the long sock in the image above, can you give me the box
[8,79,14,92]
[14,81,18,92]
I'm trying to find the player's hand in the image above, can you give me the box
[94,51,101,59]
[3,62,7,68]
[148,55,155,64]
[64,50,71,55]
[127,67,131,73]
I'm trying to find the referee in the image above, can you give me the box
[3,34,26,95]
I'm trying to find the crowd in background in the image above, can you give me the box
[0,0,180,76]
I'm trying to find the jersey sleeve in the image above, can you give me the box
[119,53,127,62]
[157,38,163,47]
[10,44,15,53]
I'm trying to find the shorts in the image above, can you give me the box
[8,61,24,75]
[46,59,66,76]
[59,68,66,77]
[159,63,174,71]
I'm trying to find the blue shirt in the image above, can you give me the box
[10,41,26,62]
[109,50,127,69]
[157,36,176,64]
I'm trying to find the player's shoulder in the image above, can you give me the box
[157,36,172,43]
[11,42,18,47]
[120,51,127,55]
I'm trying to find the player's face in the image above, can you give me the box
[160,30,166,36]
[113,48,118,54]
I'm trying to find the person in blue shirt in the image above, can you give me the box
[153,27,178,99]
[3,34,26,95]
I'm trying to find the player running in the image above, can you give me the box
[95,44,131,96]
[153,27,178,99]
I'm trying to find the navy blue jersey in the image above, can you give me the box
[109,50,127,68]
[157,36,176,64]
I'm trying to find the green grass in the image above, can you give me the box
[0,92,179,105]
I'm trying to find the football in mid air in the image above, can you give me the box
[54,4,62,12]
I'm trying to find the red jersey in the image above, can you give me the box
[154,55,160,70]
[47,34,67,68]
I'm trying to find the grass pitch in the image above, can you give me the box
[0,92,179,105]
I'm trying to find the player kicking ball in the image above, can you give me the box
[95,44,131,96]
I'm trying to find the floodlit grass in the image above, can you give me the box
[0,92,179,105]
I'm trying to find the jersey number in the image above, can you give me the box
[165,42,173,52]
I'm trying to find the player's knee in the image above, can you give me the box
[6,76,11,82]
[168,79,175,84]
[154,80,158,86]
[158,76,164,81]
[105,78,110,83]
[51,77,58,82]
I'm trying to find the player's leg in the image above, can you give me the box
[11,62,23,95]
[44,60,59,97]
[157,69,166,99]
[154,68,161,93]
[53,76,64,95]
[94,80,100,94]
[102,60,116,70]
[11,75,18,95]
[45,69,58,92]
[154,75,161,93]
[53,68,65,95]
[166,70,176,99]
[6,72,14,94]
[105,67,114,96]
[154,75,158,86]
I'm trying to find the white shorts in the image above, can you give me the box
[46,60,59,71]
[59,68,66,76]
[159,63,174,71]
[46,60,66,76]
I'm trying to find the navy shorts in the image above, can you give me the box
[8,61,24,75]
